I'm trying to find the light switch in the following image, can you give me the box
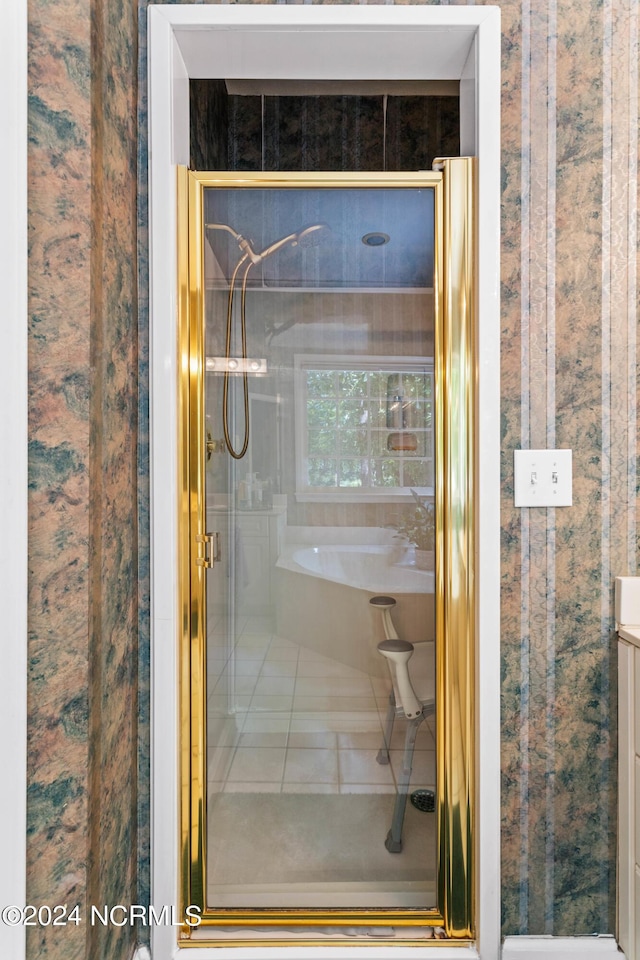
[514,449,572,507]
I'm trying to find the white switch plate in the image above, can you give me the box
[514,449,573,507]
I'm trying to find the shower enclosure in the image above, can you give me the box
[177,165,475,945]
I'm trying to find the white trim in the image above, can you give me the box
[0,0,28,959]
[148,10,184,960]
[175,950,479,960]
[473,14,502,960]
[618,639,635,955]
[148,6,501,958]
[501,936,622,959]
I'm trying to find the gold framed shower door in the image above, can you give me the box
[176,164,476,946]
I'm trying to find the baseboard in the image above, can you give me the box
[502,935,622,959]
[133,937,622,960]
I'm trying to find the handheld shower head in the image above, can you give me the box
[207,219,330,460]
[295,222,331,248]
[255,223,330,262]
[204,221,331,265]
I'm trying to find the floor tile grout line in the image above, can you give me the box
[208,631,436,795]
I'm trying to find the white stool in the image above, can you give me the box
[370,595,435,853]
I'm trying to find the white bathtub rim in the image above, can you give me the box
[276,543,434,595]
[283,525,400,547]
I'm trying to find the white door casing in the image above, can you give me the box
[148,6,500,959]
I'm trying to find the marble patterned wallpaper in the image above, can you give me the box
[26,0,638,957]
[498,0,638,934]
[27,0,140,957]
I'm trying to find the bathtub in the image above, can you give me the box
[275,533,435,677]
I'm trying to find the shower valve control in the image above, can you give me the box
[514,449,573,507]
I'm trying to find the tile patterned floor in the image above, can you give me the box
[207,614,436,796]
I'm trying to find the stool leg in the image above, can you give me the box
[377,690,396,764]
[385,712,424,853]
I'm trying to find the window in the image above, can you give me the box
[294,355,434,502]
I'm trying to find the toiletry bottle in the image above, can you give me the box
[263,478,273,510]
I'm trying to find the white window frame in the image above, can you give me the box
[294,354,434,503]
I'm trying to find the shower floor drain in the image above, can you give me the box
[410,789,435,813]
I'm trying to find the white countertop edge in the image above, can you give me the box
[617,625,640,646]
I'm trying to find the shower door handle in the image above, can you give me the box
[195,532,221,568]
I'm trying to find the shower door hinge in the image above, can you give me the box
[195,532,221,568]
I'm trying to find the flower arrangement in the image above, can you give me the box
[395,489,435,551]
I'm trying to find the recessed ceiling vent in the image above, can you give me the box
[362,232,390,247]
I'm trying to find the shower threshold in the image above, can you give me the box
[206,880,437,909]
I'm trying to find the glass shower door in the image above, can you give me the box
[178,165,475,942]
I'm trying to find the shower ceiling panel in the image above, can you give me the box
[204,188,435,289]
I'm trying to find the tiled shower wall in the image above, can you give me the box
[190,81,460,171]
[26,1,638,958]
